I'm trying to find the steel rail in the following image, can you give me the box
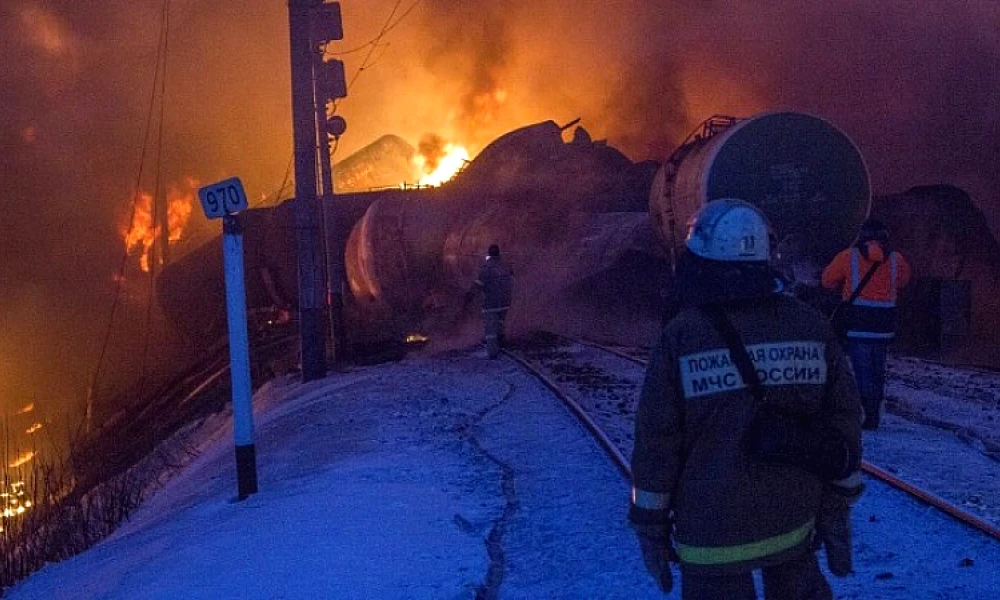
[862,461,1000,540]
[74,333,300,491]
[502,349,632,480]
[573,337,649,364]
[572,335,1000,544]
[178,333,300,406]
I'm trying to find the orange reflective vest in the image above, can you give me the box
[821,242,912,338]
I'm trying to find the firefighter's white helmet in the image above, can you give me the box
[685,199,772,262]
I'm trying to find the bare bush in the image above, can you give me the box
[0,420,202,592]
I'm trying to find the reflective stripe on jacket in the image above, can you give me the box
[630,294,863,574]
[821,243,912,338]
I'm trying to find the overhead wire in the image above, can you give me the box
[329,0,414,120]
[326,0,422,58]
[346,0,402,92]
[84,0,171,435]
[252,152,294,209]
[326,0,420,161]
[141,0,172,384]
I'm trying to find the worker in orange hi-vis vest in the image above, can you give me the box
[822,218,912,430]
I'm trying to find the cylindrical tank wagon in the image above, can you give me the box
[649,112,871,275]
[342,120,658,341]
[158,114,873,357]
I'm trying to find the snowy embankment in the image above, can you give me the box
[5,354,659,600]
[6,350,1000,599]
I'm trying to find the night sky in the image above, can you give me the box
[1,1,998,434]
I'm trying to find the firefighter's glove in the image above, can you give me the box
[816,475,864,577]
[634,522,676,593]
[747,404,858,481]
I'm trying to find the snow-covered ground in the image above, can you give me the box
[874,356,1000,528]
[509,341,1000,597]
[5,354,661,599]
[886,356,1000,458]
[5,349,1000,599]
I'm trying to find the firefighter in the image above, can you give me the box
[630,199,863,599]
[469,244,513,358]
[821,217,912,430]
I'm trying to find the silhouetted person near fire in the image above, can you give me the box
[630,199,863,599]
[467,244,513,359]
[822,217,912,430]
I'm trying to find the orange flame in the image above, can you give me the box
[122,178,197,272]
[9,451,34,469]
[414,134,471,186]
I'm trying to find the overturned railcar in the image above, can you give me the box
[159,113,878,357]
[342,120,663,345]
[158,120,663,351]
[649,112,871,279]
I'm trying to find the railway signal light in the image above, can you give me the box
[316,58,348,101]
[326,115,347,138]
[310,1,343,44]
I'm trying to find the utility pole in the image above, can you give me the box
[288,0,327,381]
[316,103,346,364]
[312,9,348,364]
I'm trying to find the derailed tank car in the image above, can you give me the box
[649,112,871,279]
[158,120,662,353]
[343,120,663,346]
[157,194,377,346]
[158,113,875,358]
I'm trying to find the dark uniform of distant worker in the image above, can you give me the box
[822,218,912,430]
[472,244,513,359]
[630,199,864,599]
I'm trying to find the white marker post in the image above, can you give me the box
[197,177,257,500]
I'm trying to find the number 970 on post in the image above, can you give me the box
[198,177,249,220]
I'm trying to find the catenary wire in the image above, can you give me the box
[326,0,423,58]
[85,0,171,433]
[142,0,172,385]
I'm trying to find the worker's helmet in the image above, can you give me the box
[487,244,501,258]
[685,199,773,263]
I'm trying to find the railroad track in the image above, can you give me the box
[503,332,1000,545]
[71,331,299,494]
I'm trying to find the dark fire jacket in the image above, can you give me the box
[475,256,513,312]
[630,293,862,574]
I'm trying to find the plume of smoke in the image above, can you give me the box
[3,0,1000,438]
[416,134,448,174]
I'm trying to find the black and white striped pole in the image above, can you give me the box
[198,177,258,500]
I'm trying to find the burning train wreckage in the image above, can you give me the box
[157,112,1000,362]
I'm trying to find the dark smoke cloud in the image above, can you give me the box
[0,0,296,436]
[415,133,447,173]
[404,1,999,222]
[2,0,998,439]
